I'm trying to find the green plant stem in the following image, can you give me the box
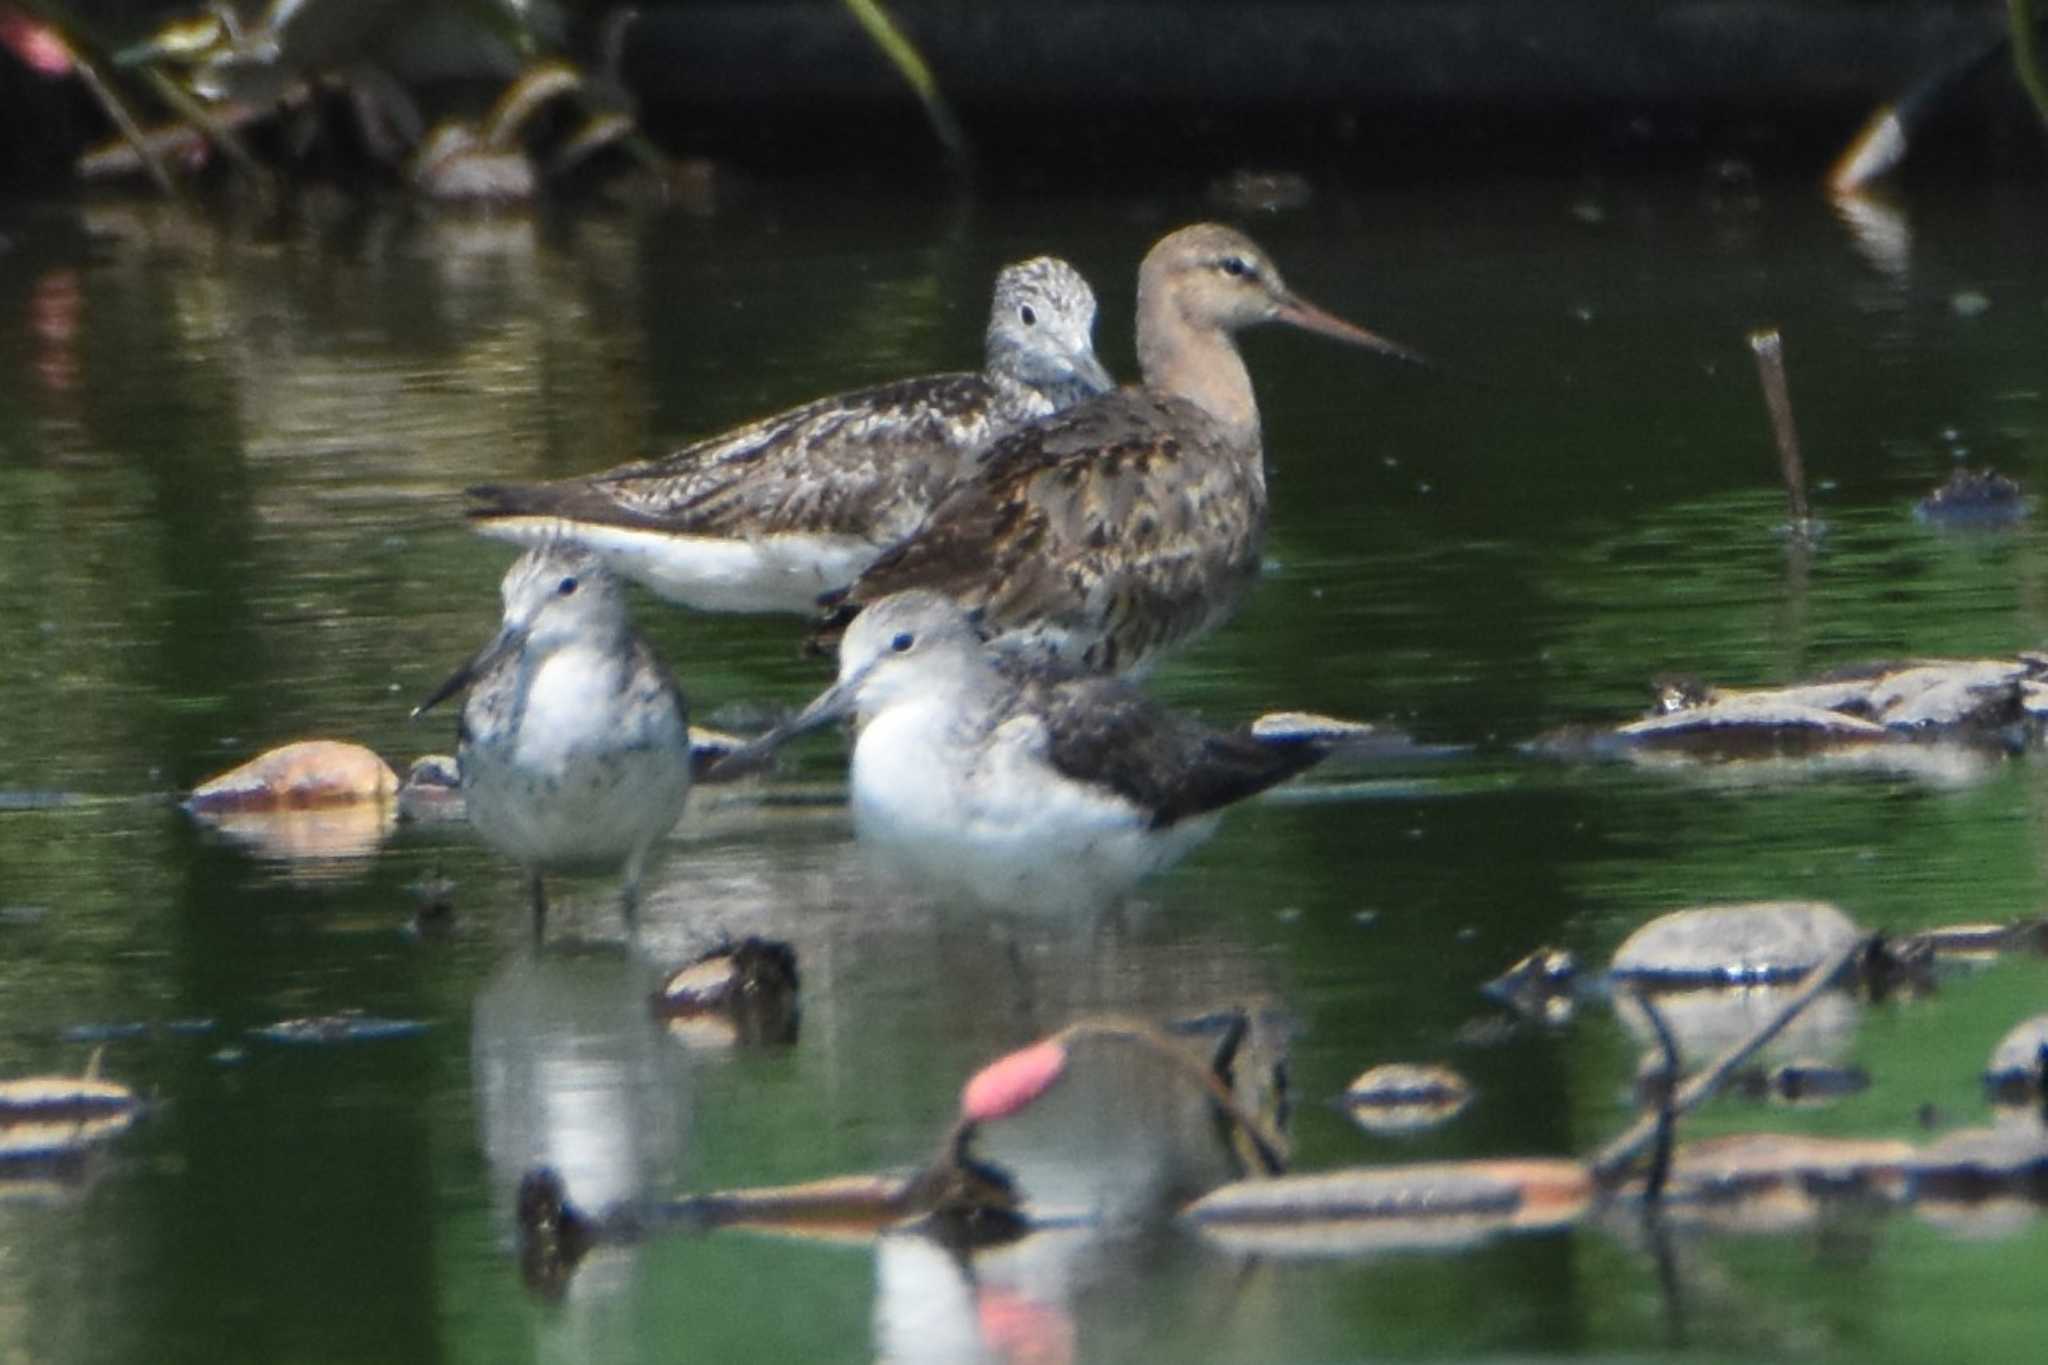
[841,0,968,160]
[2014,0,2048,125]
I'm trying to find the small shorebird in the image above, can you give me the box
[739,591,1367,910]
[414,544,693,942]
[819,222,1425,674]
[464,257,1115,614]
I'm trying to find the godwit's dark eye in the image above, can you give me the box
[556,576,578,597]
[890,631,914,653]
[1220,255,1251,278]
[1018,304,1037,326]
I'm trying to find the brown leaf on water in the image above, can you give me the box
[186,739,399,813]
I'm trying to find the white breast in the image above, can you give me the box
[515,647,628,773]
[847,704,1215,911]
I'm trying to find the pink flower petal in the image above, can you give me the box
[1,10,73,76]
[960,1039,1068,1123]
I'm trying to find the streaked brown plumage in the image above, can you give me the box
[464,257,1112,615]
[821,223,1424,674]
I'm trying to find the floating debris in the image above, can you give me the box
[1534,655,2048,770]
[185,739,400,861]
[1341,1064,1474,1135]
[1480,946,1579,1024]
[650,938,800,1047]
[1900,918,2048,967]
[1609,902,1869,1067]
[512,1154,1021,1296]
[1733,1060,1872,1106]
[1907,1123,2048,1209]
[186,739,399,812]
[0,1065,146,1179]
[1613,901,1863,989]
[1641,1132,1915,1200]
[59,1018,217,1045]
[1634,1058,1872,1109]
[1983,1015,2048,1106]
[1609,1133,1916,1235]
[406,871,458,931]
[0,1073,141,1124]
[0,790,81,812]
[516,1167,597,1298]
[248,1012,430,1046]
[1183,1159,1592,1258]
[1913,467,2028,528]
[395,755,463,823]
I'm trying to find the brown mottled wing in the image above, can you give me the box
[1026,671,1326,828]
[468,374,1001,544]
[839,392,1266,671]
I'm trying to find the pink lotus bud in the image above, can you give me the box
[960,1039,1068,1123]
[1,9,73,76]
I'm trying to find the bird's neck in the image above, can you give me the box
[863,652,1007,743]
[985,368,1057,430]
[1135,294,1260,451]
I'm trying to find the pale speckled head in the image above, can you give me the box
[772,591,990,739]
[494,543,630,652]
[1136,222,1426,364]
[412,543,631,716]
[985,256,1116,402]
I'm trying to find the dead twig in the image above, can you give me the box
[1748,327,1813,535]
[1634,989,1681,1206]
[1589,931,1878,1185]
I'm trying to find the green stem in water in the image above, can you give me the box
[840,0,968,160]
[2013,0,2048,126]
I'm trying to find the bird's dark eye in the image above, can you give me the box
[1220,255,1250,278]
[556,576,578,597]
[890,631,915,653]
[1018,304,1037,326]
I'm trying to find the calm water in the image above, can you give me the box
[2,172,2046,1363]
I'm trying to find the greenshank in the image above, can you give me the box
[755,590,1365,910]
[464,257,1114,613]
[415,544,692,942]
